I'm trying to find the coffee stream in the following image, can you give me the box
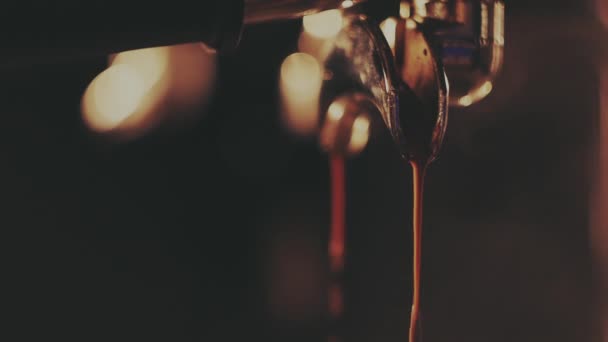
[328,154,346,342]
[328,156,429,342]
[408,160,427,342]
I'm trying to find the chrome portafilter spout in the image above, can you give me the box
[305,12,448,342]
[391,17,449,162]
[317,11,449,163]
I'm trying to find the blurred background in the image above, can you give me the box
[0,0,606,341]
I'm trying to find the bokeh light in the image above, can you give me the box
[400,1,411,18]
[348,115,370,155]
[279,53,323,137]
[456,81,494,107]
[341,0,354,8]
[298,9,345,61]
[81,63,154,132]
[82,44,216,138]
[380,17,398,54]
[302,10,344,39]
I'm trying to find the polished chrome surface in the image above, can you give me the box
[419,0,505,106]
[320,13,448,161]
[319,93,374,156]
[244,0,362,24]
[395,18,449,161]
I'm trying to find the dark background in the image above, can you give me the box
[0,1,603,341]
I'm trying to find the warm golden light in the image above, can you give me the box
[348,115,370,154]
[111,47,170,86]
[480,81,493,95]
[298,9,344,62]
[281,53,323,94]
[82,47,170,133]
[82,44,217,137]
[413,0,428,18]
[341,0,354,8]
[400,1,411,18]
[481,2,489,42]
[82,64,152,132]
[327,101,346,122]
[455,81,494,107]
[494,1,505,46]
[280,53,324,137]
[166,43,218,115]
[380,17,398,53]
[302,9,344,39]
[458,95,473,107]
[406,18,417,29]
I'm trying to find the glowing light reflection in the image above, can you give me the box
[82,47,170,134]
[380,18,398,53]
[348,115,370,154]
[400,2,411,18]
[458,95,473,107]
[303,10,344,39]
[327,101,345,122]
[341,0,354,8]
[279,53,323,137]
[82,64,150,132]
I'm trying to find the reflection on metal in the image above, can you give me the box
[82,64,154,132]
[341,0,355,8]
[432,0,504,106]
[400,1,412,19]
[279,52,324,137]
[321,14,447,160]
[280,10,375,156]
[319,93,373,155]
[380,17,398,54]
[282,7,450,160]
[397,1,504,107]
[244,0,363,24]
[82,47,170,134]
[412,0,429,18]
[303,9,344,38]
[318,14,400,156]
[457,80,492,107]
[349,115,371,154]
[298,9,346,61]
[378,13,449,161]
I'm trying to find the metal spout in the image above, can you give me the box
[319,13,448,162]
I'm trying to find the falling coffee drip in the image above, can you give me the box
[314,12,447,342]
[328,154,346,342]
[319,90,375,342]
[408,159,427,342]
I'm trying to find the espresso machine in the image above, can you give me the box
[0,1,603,342]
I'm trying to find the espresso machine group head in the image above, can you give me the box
[283,0,503,162]
[0,0,503,162]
